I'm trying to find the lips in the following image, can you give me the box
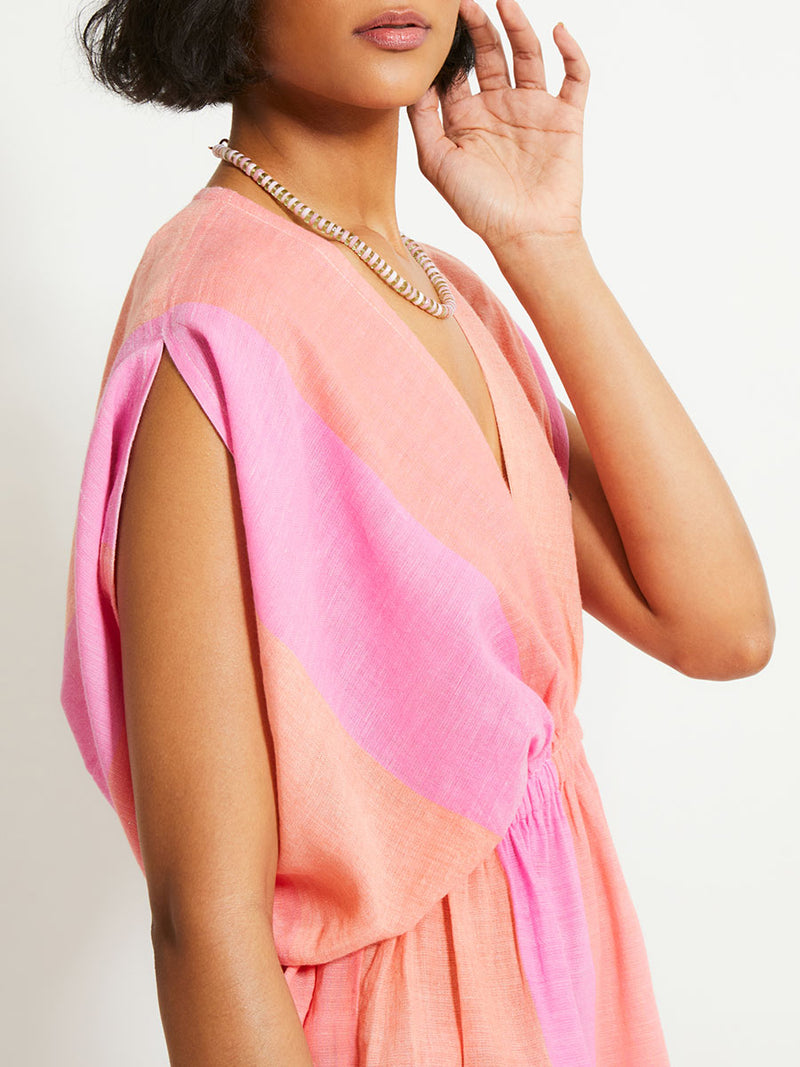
[354,9,431,33]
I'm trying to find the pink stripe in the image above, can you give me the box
[93,303,556,835]
[497,756,596,1065]
[60,613,109,798]
[515,324,570,484]
[66,343,172,792]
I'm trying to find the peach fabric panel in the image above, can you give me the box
[255,621,502,964]
[292,848,554,1067]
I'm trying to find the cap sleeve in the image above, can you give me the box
[60,311,234,869]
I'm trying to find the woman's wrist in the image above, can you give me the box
[489,225,589,267]
[489,230,600,321]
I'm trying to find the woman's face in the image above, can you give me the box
[252,2,463,111]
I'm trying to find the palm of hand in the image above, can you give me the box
[431,86,584,247]
[407,0,590,253]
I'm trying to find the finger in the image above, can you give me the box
[458,0,512,92]
[439,88,468,139]
[496,0,547,91]
[438,62,474,137]
[554,23,590,110]
[406,86,459,178]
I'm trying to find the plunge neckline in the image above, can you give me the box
[194,184,517,505]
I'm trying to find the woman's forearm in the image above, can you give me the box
[152,907,313,1066]
[491,232,774,673]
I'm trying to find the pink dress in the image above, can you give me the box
[60,185,671,1065]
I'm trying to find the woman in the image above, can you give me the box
[61,0,774,1063]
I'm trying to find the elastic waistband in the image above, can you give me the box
[507,713,586,828]
[510,755,561,825]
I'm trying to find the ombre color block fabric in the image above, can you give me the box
[60,186,670,1065]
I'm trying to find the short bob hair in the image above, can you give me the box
[77,0,476,112]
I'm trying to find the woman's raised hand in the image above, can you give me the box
[406,0,590,255]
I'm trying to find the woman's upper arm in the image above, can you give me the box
[559,401,680,665]
[116,345,279,936]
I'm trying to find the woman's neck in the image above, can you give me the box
[208,87,406,253]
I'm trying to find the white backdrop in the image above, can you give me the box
[2,1,798,1063]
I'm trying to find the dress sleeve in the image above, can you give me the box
[60,310,234,869]
[513,322,570,485]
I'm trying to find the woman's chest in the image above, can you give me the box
[199,221,585,700]
[333,242,510,491]
[397,309,509,491]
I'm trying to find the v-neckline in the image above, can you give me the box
[325,238,515,503]
[195,185,518,507]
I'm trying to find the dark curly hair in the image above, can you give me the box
[76,0,476,112]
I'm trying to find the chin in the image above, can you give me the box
[344,73,438,110]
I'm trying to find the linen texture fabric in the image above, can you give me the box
[61,186,670,1065]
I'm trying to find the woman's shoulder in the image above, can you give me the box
[124,188,293,324]
[104,186,332,385]
[416,239,522,343]
[418,239,530,358]
[416,240,496,307]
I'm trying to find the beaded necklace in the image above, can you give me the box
[210,139,456,320]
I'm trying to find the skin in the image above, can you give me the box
[117,1,775,1063]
